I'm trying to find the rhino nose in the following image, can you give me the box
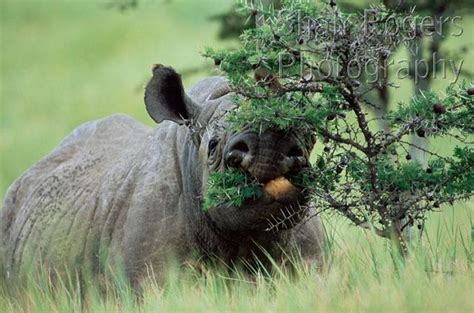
[225,137,254,170]
[225,132,308,182]
[280,146,308,173]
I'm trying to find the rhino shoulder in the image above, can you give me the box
[0,113,156,274]
[1,113,150,224]
[59,113,150,148]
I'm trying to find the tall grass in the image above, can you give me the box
[1,202,472,313]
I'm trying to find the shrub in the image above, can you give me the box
[203,0,473,254]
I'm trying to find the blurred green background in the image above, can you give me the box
[1,0,473,203]
[0,0,237,201]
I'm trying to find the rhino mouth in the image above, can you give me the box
[243,176,310,231]
[206,175,310,233]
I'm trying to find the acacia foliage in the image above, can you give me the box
[203,0,473,241]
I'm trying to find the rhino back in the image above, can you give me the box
[0,113,191,280]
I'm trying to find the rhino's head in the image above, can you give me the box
[145,65,314,235]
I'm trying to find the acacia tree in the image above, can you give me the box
[210,0,472,176]
[203,0,474,255]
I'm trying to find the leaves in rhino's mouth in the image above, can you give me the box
[202,169,263,210]
[202,168,319,211]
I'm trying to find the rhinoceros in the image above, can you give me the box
[0,65,324,287]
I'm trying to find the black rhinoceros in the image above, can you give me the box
[0,65,323,286]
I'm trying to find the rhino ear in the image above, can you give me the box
[144,64,201,125]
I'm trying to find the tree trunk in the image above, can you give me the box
[390,223,409,259]
[408,5,446,166]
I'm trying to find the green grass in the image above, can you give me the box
[1,0,473,312]
[1,203,472,312]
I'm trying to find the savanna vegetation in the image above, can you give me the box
[1,0,473,312]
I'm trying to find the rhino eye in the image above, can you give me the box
[208,138,219,155]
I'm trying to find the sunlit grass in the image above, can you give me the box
[1,202,472,312]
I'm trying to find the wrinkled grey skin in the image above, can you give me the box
[0,66,323,287]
